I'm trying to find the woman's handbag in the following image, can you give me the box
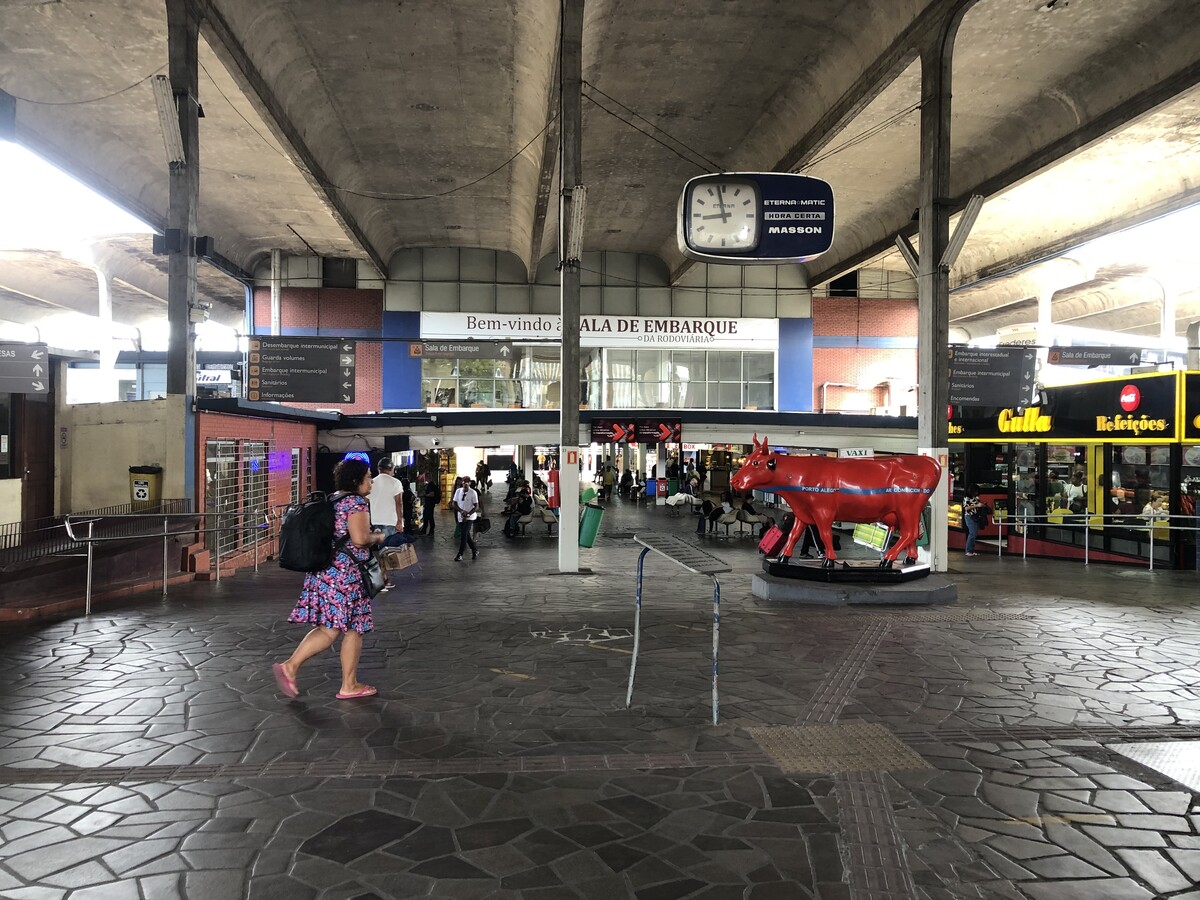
[356,549,387,598]
[337,536,387,598]
[477,517,492,534]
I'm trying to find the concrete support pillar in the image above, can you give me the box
[524,447,534,488]
[557,0,584,573]
[916,11,967,574]
[270,248,282,336]
[93,269,118,375]
[165,0,200,397]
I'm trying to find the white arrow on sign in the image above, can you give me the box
[342,382,352,389]
[31,381,44,391]
[342,343,353,351]
[342,394,351,402]
[30,350,44,360]
[500,345,511,357]
[343,368,351,376]
[340,355,354,366]
[32,364,43,377]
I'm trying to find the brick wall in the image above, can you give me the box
[196,412,319,570]
[251,287,383,415]
[811,297,918,412]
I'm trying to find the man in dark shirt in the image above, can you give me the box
[504,488,534,537]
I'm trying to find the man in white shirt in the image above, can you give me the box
[454,478,480,561]
[367,458,403,537]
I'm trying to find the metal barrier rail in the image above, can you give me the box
[64,510,270,615]
[0,500,192,567]
[986,511,1194,570]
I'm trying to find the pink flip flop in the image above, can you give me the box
[335,685,378,700]
[273,663,299,698]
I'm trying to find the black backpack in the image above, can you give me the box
[278,491,345,572]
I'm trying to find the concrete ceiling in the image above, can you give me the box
[0,0,1198,341]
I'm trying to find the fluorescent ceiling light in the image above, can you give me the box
[152,75,186,168]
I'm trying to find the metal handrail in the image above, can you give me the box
[984,510,1194,570]
[64,510,271,615]
[0,499,192,567]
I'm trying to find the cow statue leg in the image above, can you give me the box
[776,516,806,564]
[815,519,839,569]
[881,515,917,568]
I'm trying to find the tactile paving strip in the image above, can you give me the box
[1109,740,1200,792]
[836,771,921,900]
[747,722,931,775]
[803,621,890,724]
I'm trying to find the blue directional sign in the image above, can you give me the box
[677,172,834,265]
[0,343,49,394]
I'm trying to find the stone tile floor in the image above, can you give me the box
[2,498,1200,897]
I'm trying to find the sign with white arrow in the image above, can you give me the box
[949,346,1037,407]
[414,340,515,360]
[1047,346,1141,367]
[245,337,355,403]
[0,343,50,394]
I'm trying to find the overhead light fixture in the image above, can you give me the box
[565,184,587,262]
[940,193,985,270]
[152,75,186,168]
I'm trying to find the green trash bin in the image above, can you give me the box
[579,501,605,548]
[129,465,163,508]
[580,486,598,504]
[668,477,679,495]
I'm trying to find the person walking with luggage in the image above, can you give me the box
[454,477,480,561]
[274,458,385,701]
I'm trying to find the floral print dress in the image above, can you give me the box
[288,494,374,634]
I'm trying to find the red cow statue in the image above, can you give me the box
[731,435,941,568]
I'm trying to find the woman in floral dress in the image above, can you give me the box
[273,458,386,700]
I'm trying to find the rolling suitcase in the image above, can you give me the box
[758,525,786,557]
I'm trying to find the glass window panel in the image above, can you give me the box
[716,352,741,382]
[607,350,633,380]
[717,382,742,409]
[671,350,706,382]
[683,381,706,408]
[746,382,773,410]
[461,379,493,406]
[744,352,773,381]
[636,349,664,377]
[427,381,457,407]
[459,358,496,378]
[423,358,455,378]
[495,379,521,407]
[609,380,635,408]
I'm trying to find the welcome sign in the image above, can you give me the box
[420,312,778,350]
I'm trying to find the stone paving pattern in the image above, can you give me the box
[3,499,1200,897]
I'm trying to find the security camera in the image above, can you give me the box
[431,438,441,447]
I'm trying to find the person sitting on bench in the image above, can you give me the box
[503,487,534,537]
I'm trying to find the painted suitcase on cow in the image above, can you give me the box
[758,525,786,557]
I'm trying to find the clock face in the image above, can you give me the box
[684,178,760,252]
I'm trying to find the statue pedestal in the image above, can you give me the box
[752,559,957,606]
